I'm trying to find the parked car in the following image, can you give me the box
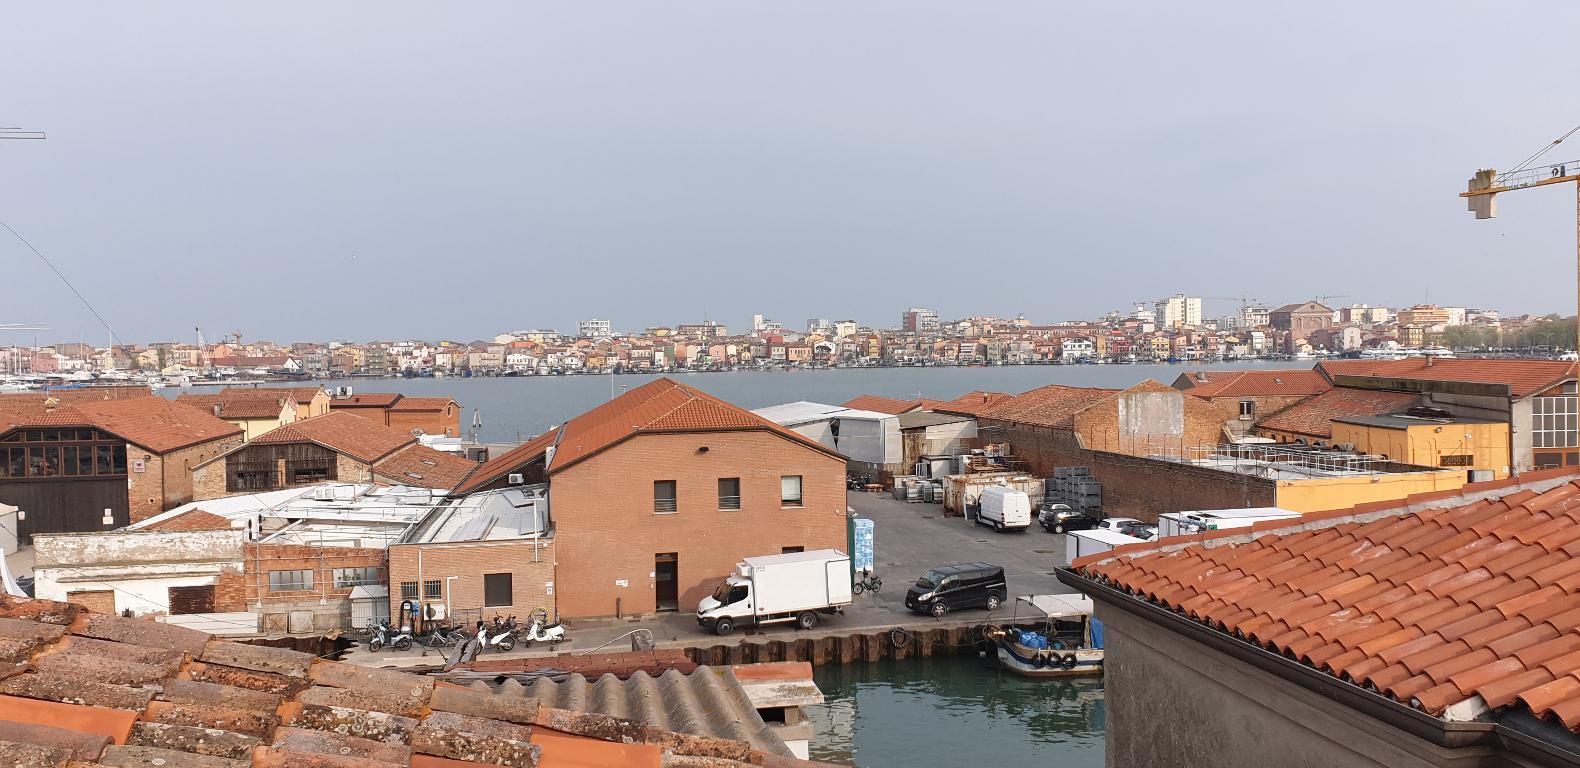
[976,487,1033,532]
[1096,516,1143,533]
[905,563,1007,618]
[1117,521,1158,541]
[1039,502,1100,534]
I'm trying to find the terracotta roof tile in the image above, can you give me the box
[978,384,1119,429]
[1319,357,1577,398]
[251,412,413,463]
[449,428,559,496]
[1074,478,1580,733]
[1180,369,1332,399]
[840,395,935,414]
[387,397,457,412]
[373,444,478,491]
[0,397,242,454]
[1255,387,1421,439]
[929,391,1016,417]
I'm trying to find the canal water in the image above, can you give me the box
[172,360,1293,444]
[806,655,1105,767]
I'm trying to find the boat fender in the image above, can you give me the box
[1060,653,1077,670]
[1031,652,1048,669]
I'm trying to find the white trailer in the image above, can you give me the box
[1157,507,1302,539]
[696,549,852,636]
[1068,529,1145,560]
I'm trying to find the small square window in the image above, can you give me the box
[780,475,803,507]
[424,579,442,599]
[718,478,741,510]
[268,570,314,592]
[484,573,513,607]
[654,480,678,513]
[399,581,418,600]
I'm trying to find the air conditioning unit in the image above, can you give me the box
[1335,443,1355,452]
[507,473,525,485]
[312,487,334,501]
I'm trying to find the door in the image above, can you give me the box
[168,585,215,615]
[66,590,115,615]
[654,553,678,612]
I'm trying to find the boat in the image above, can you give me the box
[988,594,1104,677]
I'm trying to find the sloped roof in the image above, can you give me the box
[979,384,1119,429]
[176,392,292,420]
[251,411,414,463]
[1255,388,1421,439]
[1072,478,1580,734]
[0,595,823,767]
[139,509,234,532]
[328,393,402,408]
[1178,369,1332,399]
[388,396,457,412]
[839,395,933,414]
[0,396,242,454]
[930,390,1016,417]
[373,443,478,490]
[1319,358,1577,399]
[450,428,560,496]
[548,378,843,473]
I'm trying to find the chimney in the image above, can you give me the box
[1426,354,1434,368]
[213,404,222,417]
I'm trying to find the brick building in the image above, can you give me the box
[190,411,476,498]
[0,392,243,536]
[176,386,330,439]
[1172,368,1332,440]
[329,392,462,437]
[441,378,846,619]
[1269,301,1334,350]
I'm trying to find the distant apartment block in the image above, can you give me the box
[577,318,612,338]
[902,308,940,334]
[1154,294,1202,330]
[1395,304,1452,329]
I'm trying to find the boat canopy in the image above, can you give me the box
[1018,593,1094,619]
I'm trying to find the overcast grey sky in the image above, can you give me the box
[2,3,1577,344]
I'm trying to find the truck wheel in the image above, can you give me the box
[797,611,818,630]
[1054,524,1065,534]
[930,601,948,618]
[714,618,734,636]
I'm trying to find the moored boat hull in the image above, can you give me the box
[995,642,1103,678]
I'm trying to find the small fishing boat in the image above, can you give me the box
[989,594,1104,677]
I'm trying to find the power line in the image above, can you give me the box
[0,218,119,348]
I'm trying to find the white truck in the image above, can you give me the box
[1157,507,1302,539]
[1068,528,1146,560]
[975,486,1033,532]
[697,549,852,636]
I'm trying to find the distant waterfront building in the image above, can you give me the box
[902,308,940,334]
[751,314,767,332]
[1154,294,1202,330]
[1396,304,1452,330]
[806,318,831,333]
[1131,303,1156,324]
[677,321,727,338]
[577,318,612,338]
[1240,305,1271,328]
[833,320,858,339]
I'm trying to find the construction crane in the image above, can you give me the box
[0,127,45,141]
[1312,294,1350,305]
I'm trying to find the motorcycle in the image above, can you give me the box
[367,618,389,652]
[390,621,414,651]
[477,618,517,652]
[519,607,566,647]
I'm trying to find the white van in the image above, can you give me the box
[976,487,1032,532]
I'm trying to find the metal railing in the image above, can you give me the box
[718,495,741,510]
[654,498,678,513]
[1490,160,1580,191]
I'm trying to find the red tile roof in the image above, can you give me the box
[328,393,402,409]
[0,396,242,454]
[1179,369,1332,399]
[930,391,1016,417]
[1319,358,1578,399]
[1255,388,1421,439]
[176,392,291,420]
[140,509,233,532]
[374,443,478,490]
[550,378,842,474]
[1074,478,1580,732]
[978,384,1119,429]
[251,412,414,463]
[449,428,559,496]
[388,397,457,412]
[0,595,822,767]
[840,395,933,414]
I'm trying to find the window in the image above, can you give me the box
[424,579,442,599]
[1439,455,1476,467]
[333,567,381,589]
[399,581,418,600]
[718,478,741,510]
[654,480,678,513]
[780,475,803,507]
[1532,395,1579,449]
[782,546,804,554]
[286,458,334,485]
[483,573,513,607]
[268,569,314,592]
[0,428,125,479]
[1239,400,1255,419]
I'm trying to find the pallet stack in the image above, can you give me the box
[1047,466,1103,515]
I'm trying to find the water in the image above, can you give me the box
[170,360,1293,443]
[807,656,1105,767]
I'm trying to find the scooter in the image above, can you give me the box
[367,618,389,652]
[520,609,566,647]
[390,621,414,651]
[477,618,516,652]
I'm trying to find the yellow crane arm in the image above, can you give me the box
[1462,160,1580,219]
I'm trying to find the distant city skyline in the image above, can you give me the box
[4,3,1578,342]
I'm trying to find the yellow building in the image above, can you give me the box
[1273,466,1469,514]
[1332,414,1510,480]
[176,387,329,441]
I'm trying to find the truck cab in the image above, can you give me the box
[696,549,851,636]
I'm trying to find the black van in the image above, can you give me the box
[904,562,1007,617]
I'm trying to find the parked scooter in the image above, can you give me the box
[390,621,414,651]
[520,607,566,647]
[367,618,390,652]
[476,618,517,652]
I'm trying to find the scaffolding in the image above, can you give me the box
[1150,443,1410,480]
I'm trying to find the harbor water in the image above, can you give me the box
[807,655,1105,767]
[172,360,1295,443]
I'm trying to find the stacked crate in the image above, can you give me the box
[1047,466,1103,515]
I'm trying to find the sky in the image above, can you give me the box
[3,3,1579,345]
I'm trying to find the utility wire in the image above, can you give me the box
[0,217,119,348]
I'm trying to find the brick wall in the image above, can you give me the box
[126,435,244,522]
[550,430,846,619]
[244,542,386,606]
[214,567,247,612]
[388,409,460,439]
[191,459,228,502]
[334,454,376,485]
[386,538,555,625]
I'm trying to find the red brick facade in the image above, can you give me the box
[127,434,244,523]
[550,430,846,618]
[386,538,555,626]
